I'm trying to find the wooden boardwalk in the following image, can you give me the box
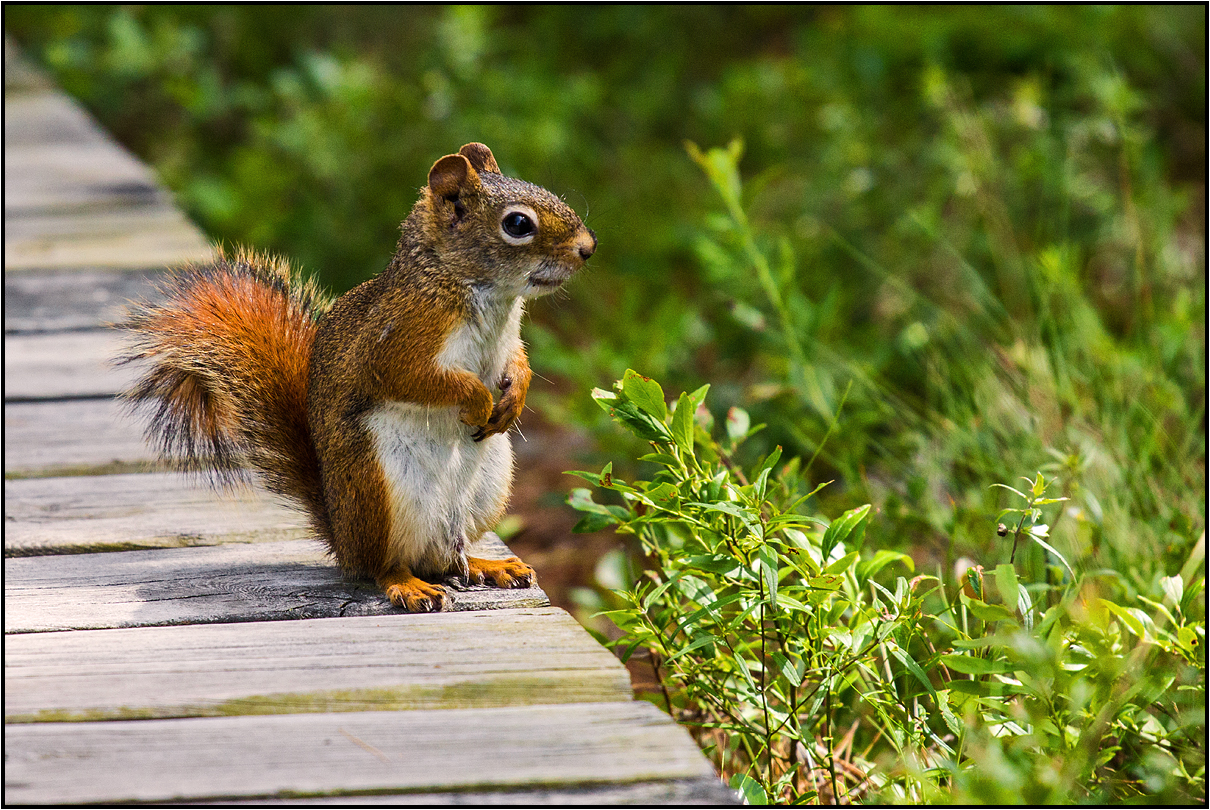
[3,39,733,805]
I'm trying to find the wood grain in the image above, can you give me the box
[4,89,106,148]
[4,398,160,477]
[3,266,164,334]
[4,608,631,721]
[4,329,140,401]
[5,142,165,213]
[4,536,549,633]
[3,702,717,805]
[5,472,310,557]
[4,204,213,272]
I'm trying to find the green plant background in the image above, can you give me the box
[8,6,1203,802]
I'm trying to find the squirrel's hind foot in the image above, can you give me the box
[378,567,447,612]
[466,556,535,589]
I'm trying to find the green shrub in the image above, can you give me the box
[571,373,1205,803]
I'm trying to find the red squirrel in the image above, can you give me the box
[120,143,596,611]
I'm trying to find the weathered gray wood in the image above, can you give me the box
[4,81,104,146]
[4,536,549,633]
[4,203,213,272]
[236,778,738,805]
[4,329,141,400]
[5,142,167,213]
[4,398,160,477]
[3,702,717,805]
[4,608,631,721]
[4,266,164,333]
[5,472,310,557]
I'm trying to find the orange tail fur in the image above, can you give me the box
[118,248,334,543]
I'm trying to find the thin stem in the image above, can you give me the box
[1008,508,1030,564]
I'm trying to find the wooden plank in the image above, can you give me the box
[2,702,717,805]
[4,89,105,147]
[4,608,631,722]
[4,204,213,272]
[4,266,163,333]
[5,472,310,557]
[4,329,140,401]
[4,536,549,633]
[4,398,160,477]
[237,778,739,805]
[5,142,167,213]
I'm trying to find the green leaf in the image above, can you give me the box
[1016,584,1034,631]
[993,564,1020,613]
[567,488,610,515]
[824,550,859,576]
[936,689,964,737]
[610,398,671,442]
[1031,473,1046,497]
[730,773,768,806]
[645,482,680,509]
[990,483,1029,501]
[687,383,711,411]
[962,594,1018,623]
[685,554,743,576]
[821,504,871,558]
[1027,532,1076,581]
[671,392,696,457]
[808,573,844,591]
[692,501,762,537]
[757,545,778,607]
[1099,599,1154,642]
[622,369,667,421]
[772,651,805,687]
[857,549,914,584]
[572,512,617,534]
[940,653,1015,676]
[888,644,938,703]
[663,633,717,664]
[590,388,619,412]
[732,651,759,696]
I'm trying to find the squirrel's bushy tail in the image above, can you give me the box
[118,247,334,543]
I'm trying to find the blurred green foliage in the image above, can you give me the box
[8,6,1203,801]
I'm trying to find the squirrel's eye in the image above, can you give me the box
[502,212,535,238]
[499,205,539,245]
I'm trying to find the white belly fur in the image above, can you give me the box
[363,292,524,577]
[363,403,513,576]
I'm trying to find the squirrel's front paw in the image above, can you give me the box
[473,386,524,442]
[466,556,536,588]
[459,385,493,433]
[378,568,447,612]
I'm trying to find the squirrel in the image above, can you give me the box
[118,142,596,612]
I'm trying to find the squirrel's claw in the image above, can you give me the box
[379,569,447,612]
[466,556,536,589]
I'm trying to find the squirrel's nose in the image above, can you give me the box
[577,229,597,261]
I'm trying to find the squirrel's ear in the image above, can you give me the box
[428,154,480,200]
[458,143,500,174]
